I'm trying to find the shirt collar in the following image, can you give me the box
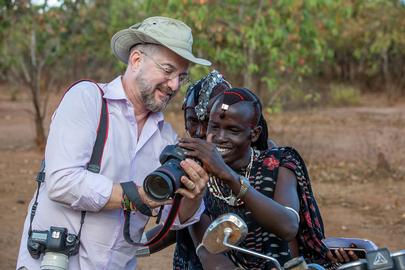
[103,76,127,100]
[150,111,165,130]
[104,76,165,130]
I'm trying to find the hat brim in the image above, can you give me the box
[111,29,211,66]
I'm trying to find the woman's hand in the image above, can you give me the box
[326,246,360,264]
[178,136,237,183]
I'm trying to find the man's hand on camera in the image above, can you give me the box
[137,186,173,209]
[174,158,208,223]
[176,158,208,199]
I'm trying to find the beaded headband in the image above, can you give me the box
[219,88,262,126]
[183,70,231,121]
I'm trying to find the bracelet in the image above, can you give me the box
[285,206,300,223]
[236,176,250,199]
[195,243,205,255]
[121,193,137,212]
[120,182,153,216]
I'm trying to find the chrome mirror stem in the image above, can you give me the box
[222,228,282,270]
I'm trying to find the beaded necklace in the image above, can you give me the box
[207,147,256,207]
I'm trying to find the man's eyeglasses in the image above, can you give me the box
[140,51,190,86]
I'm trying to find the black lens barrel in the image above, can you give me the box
[144,171,174,201]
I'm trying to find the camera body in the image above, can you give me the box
[27,226,80,259]
[143,145,187,201]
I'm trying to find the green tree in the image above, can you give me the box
[1,1,68,149]
[164,0,338,107]
[326,0,405,99]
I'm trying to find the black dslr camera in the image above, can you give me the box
[143,145,187,201]
[28,226,80,259]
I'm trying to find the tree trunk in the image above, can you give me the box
[242,0,263,91]
[29,28,46,151]
[35,113,46,151]
[243,46,254,90]
[32,82,46,151]
[381,47,397,100]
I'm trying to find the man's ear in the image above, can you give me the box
[128,49,142,70]
[250,126,262,143]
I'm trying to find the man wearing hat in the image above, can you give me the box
[17,16,211,270]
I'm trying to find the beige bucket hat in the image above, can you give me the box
[111,16,211,66]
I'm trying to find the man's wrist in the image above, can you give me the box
[120,182,154,216]
[104,184,124,210]
[121,193,137,211]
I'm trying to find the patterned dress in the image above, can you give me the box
[173,147,328,270]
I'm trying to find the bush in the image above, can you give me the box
[329,84,361,106]
[277,84,322,111]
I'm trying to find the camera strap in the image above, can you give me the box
[28,80,108,242]
[121,182,154,216]
[28,159,46,237]
[122,193,183,247]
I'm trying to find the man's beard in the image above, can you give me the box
[136,75,175,112]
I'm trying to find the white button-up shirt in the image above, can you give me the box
[17,77,204,270]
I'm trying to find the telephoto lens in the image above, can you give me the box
[40,252,68,270]
[144,145,187,201]
[392,250,405,270]
[337,259,368,270]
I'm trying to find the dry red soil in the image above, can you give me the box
[0,92,404,270]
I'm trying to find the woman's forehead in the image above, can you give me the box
[211,96,250,111]
[210,100,254,122]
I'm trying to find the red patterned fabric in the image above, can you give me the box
[173,147,329,269]
[279,147,329,264]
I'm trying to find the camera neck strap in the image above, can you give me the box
[28,159,46,237]
[28,80,109,240]
[121,188,183,247]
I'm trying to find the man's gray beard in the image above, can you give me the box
[137,76,171,112]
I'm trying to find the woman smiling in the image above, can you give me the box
[178,87,328,269]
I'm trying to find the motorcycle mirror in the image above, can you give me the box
[202,213,283,269]
[202,213,248,254]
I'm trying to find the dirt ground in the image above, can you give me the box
[0,91,404,270]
